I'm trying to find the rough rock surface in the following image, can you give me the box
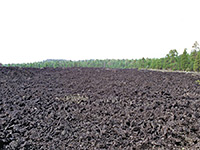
[0,67,200,149]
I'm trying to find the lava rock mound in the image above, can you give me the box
[1,67,200,149]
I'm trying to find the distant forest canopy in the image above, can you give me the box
[2,41,200,72]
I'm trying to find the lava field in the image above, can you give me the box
[1,67,200,149]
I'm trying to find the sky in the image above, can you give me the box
[0,0,200,64]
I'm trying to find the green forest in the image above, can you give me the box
[2,41,200,72]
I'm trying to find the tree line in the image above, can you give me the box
[3,41,200,72]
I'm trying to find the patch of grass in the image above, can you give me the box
[195,80,200,85]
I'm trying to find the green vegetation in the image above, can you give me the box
[195,80,200,85]
[181,49,189,71]
[193,52,200,72]
[3,41,200,72]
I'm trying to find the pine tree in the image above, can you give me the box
[181,48,189,71]
[164,54,170,69]
[188,50,197,71]
[168,49,178,70]
[193,52,200,72]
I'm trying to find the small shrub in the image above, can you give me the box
[186,68,190,72]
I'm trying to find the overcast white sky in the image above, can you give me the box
[0,0,200,64]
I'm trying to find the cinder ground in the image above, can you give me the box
[1,67,200,149]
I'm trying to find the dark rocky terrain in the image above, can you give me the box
[1,67,200,149]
